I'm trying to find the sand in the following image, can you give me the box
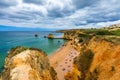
[48,41,79,80]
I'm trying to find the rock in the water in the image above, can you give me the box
[44,36,47,38]
[47,34,54,39]
[34,33,38,37]
[1,47,58,80]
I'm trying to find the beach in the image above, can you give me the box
[48,41,79,80]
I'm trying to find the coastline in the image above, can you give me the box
[48,41,79,80]
[48,41,70,67]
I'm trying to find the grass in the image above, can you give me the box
[77,29,120,44]
[100,36,120,44]
[110,29,120,36]
[82,28,120,36]
[81,29,113,35]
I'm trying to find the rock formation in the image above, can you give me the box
[47,34,54,39]
[34,33,39,37]
[65,37,120,80]
[0,47,58,80]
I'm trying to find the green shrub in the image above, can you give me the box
[79,38,83,43]
[78,33,89,38]
[111,29,120,36]
[111,66,115,71]
[96,30,113,35]
[50,67,57,80]
[74,49,94,79]
[7,46,28,60]
[16,47,28,53]
[82,29,113,35]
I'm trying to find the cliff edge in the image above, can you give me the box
[65,37,120,80]
[0,47,58,80]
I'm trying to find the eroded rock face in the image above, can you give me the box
[1,47,58,80]
[65,37,120,80]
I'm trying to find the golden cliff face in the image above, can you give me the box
[88,37,120,80]
[1,47,58,80]
[65,37,120,80]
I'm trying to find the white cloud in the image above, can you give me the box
[9,3,48,16]
[0,0,120,30]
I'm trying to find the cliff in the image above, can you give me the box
[65,37,120,80]
[0,47,58,80]
[58,25,120,80]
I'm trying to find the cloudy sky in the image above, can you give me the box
[0,0,120,30]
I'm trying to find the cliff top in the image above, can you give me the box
[1,46,58,80]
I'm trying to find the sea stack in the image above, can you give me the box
[34,33,38,37]
[0,47,58,80]
[44,36,47,38]
[47,34,54,39]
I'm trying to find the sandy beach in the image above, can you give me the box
[48,41,79,80]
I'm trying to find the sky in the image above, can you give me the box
[0,0,120,30]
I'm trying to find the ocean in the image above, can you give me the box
[0,31,66,72]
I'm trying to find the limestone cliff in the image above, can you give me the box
[65,37,120,80]
[1,47,58,80]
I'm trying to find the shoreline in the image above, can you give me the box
[48,41,67,57]
[48,41,79,80]
[48,41,70,67]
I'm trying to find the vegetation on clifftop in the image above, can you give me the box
[64,23,120,80]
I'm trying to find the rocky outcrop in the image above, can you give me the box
[65,37,120,80]
[34,33,39,37]
[0,47,58,80]
[63,31,75,40]
[47,34,54,39]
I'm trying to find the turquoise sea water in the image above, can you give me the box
[0,31,66,72]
